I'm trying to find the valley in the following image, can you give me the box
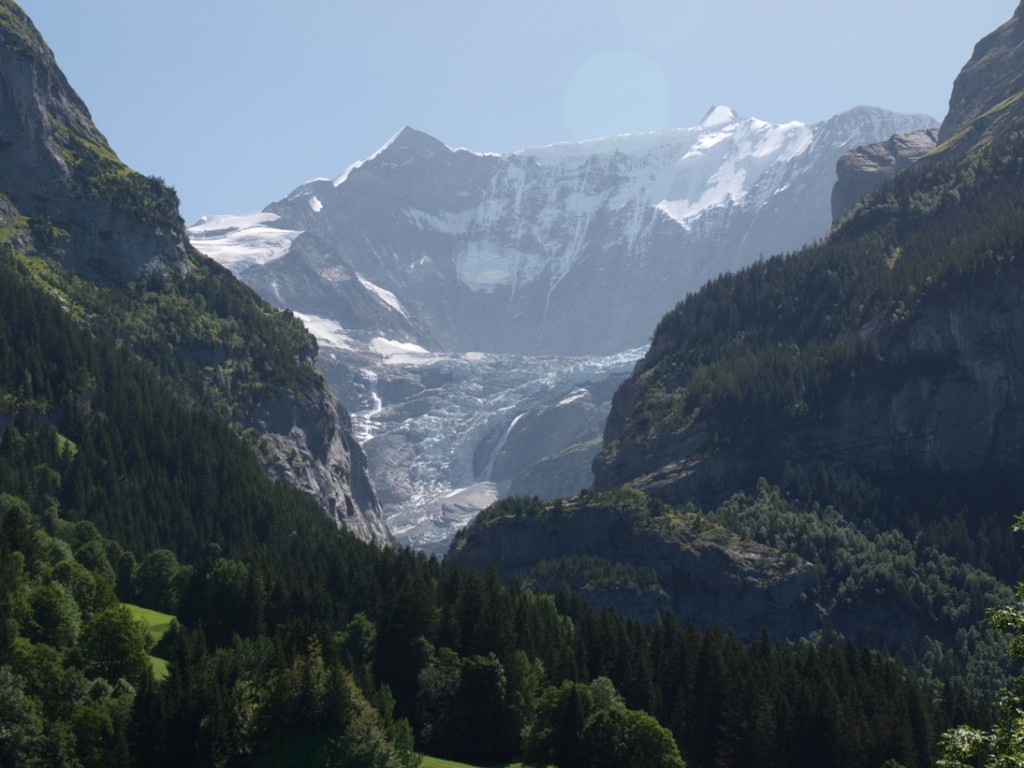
[2,0,1024,765]
[191,106,936,550]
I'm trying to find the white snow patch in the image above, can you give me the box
[293,312,355,351]
[404,208,474,234]
[308,195,323,213]
[370,337,437,365]
[557,389,588,407]
[655,116,814,227]
[188,213,303,268]
[334,161,364,186]
[357,274,409,318]
[189,211,279,233]
[522,127,699,165]
[457,241,530,292]
[700,105,739,129]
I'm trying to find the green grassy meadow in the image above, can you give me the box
[124,601,174,681]
[419,757,527,768]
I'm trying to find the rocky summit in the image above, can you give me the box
[831,128,940,223]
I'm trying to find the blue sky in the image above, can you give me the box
[18,1,1017,224]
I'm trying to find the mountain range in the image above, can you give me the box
[191,105,937,550]
[0,0,1017,763]
[193,106,936,357]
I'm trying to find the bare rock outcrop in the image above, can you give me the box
[830,128,939,223]
[252,385,390,545]
[449,494,817,639]
[938,0,1024,151]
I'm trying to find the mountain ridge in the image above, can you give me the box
[449,0,1024,692]
[589,2,1024,549]
[190,105,937,553]
[0,1,391,545]
[194,105,937,357]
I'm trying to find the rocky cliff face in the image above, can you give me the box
[0,3,188,283]
[830,128,939,223]
[938,0,1024,152]
[831,3,1024,229]
[0,0,391,546]
[597,268,1024,505]
[249,382,389,544]
[449,494,817,639]
[595,2,1024,508]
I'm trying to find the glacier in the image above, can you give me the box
[190,104,938,551]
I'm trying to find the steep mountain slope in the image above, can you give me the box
[595,115,1024,525]
[830,0,1024,218]
[936,0,1024,156]
[449,490,819,638]
[451,2,1024,696]
[450,485,1012,687]
[0,0,390,544]
[195,106,936,358]
[593,3,1024,565]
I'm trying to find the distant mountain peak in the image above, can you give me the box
[374,125,451,160]
[198,104,938,359]
[699,105,740,129]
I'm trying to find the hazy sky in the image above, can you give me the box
[17,1,1017,224]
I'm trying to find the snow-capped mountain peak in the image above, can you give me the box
[699,104,740,128]
[193,105,937,357]
[189,104,939,551]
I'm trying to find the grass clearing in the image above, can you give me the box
[419,757,527,768]
[124,602,174,682]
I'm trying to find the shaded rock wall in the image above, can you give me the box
[831,128,939,223]
[450,498,817,639]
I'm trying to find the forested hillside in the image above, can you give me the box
[596,121,1024,580]
[0,166,968,767]
[2,0,1023,765]
[0,0,388,543]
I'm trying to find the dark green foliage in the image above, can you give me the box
[0,105,1000,768]
[635,127,1024,431]
[0,468,955,768]
[0,502,148,767]
[937,517,1024,765]
[0,249,339,564]
[53,127,183,230]
[708,481,1013,703]
[415,648,518,762]
[470,494,547,525]
[527,555,661,596]
[581,707,687,768]
[609,125,1024,576]
[524,678,686,768]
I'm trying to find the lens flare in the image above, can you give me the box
[564,50,672,141]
